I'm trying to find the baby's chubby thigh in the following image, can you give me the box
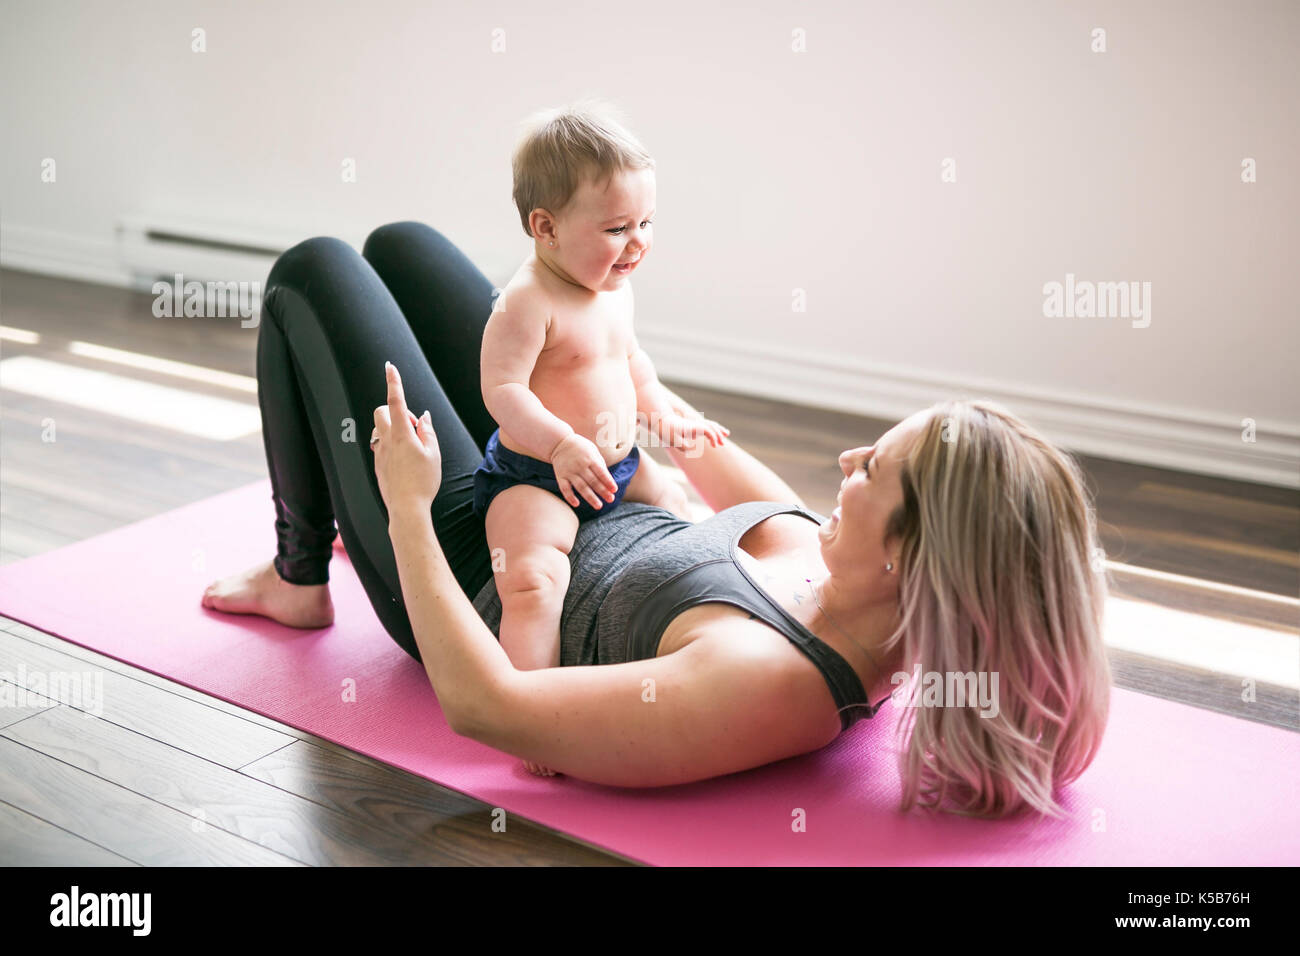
[482,484,581,668]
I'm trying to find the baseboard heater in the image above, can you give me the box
[115,212,328,311]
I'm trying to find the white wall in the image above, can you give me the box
[2,0,1296,486]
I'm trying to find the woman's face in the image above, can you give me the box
[544,167,655,292]
[819,411,928,588]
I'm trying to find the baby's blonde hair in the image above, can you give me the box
[511,98,654,238]
[878,399,1112,819]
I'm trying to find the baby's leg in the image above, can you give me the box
[484,484,579,669]
[483,485,579,776]
[621,450,692,519]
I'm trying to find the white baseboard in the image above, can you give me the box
[4,222,1296,489]
[0,220,518,291]
[0,223,130,287]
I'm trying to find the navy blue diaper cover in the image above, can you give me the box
[471,427,641,522]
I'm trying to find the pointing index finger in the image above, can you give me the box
[385,362,417,440]
[385,361,408,412]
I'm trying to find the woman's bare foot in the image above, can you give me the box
[524,759,559,777]
[201,558,334,629]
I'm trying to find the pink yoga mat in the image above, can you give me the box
[1,479,1296,865]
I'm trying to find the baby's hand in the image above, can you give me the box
[550,434,618,511]
[655,413,729,453]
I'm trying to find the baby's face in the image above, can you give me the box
[551,166,655,292]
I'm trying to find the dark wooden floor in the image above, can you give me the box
[1,268,1296,865]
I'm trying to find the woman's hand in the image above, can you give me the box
[372,362,442,515]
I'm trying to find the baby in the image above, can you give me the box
[473,103,728,773]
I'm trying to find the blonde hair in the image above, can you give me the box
[511,98,655,238]
[878,399,1112,819]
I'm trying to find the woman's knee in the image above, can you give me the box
[658,479,691,519]
[264,236,369,311]
[262,235,395,340]
[363,221,449,266]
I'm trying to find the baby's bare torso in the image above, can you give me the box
[496,260,641,467]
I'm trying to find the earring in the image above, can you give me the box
[549,241,555,247]
[885,562,894,572]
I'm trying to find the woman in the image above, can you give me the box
[202,222,1112,818]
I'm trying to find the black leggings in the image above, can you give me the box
[256,221,498,661]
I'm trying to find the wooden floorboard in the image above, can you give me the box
[1106,649,1298,731]
[4,704,620,866]
[1104,565,1298,634]
[238,740,635,865]
[2,618,322,744]
[0,628,297,770]
[0,266,1296,866]
[0,683,57,730]
[0,735,304,866]
[0,800,137,866]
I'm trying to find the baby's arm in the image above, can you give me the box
[654,382,806,512]
[481,289,618,509]
[627,327,684,431]
[481,290,573,461]
[660,385,705,421]
[626,328,729,452]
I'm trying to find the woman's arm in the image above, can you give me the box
[372,362,516,730]
[657,385,807,512]
[386,503,517,732]
[470,635,841,786]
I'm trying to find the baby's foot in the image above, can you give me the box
[201,558,334,629]
[524,759,559,777]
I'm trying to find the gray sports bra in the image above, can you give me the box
[604,500,889,731]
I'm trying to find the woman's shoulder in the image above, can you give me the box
[694,499,827,553]
[562,499,825,566]
[682,498,827,528]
